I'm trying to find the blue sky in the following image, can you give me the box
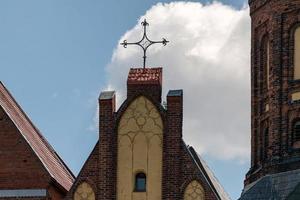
[1,0,248,199]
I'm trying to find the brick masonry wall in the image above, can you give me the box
[246,0,300,185]
[162,94,183,200]
[0,106,49,189]
[98,95,116,200]
[127,84,162,103]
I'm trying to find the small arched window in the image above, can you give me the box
[294,27,300,80]
[135,173,146,192]
[293,120,300,148]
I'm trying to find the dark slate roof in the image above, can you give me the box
[287,182,300,200]
[186,145,231,200]
[0,82,75,191]
[239,169,300,200]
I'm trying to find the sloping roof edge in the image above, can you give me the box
[0,81,74,191]
[184,142,231,200]
[66,141,99,195]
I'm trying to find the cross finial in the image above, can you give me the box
[120,19,169,69]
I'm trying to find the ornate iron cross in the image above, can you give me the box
[120,19,169,68]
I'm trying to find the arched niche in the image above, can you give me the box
[117,96,163,200]
[184,180,205,200]
[260,35,270,90]
[74,182,95,200]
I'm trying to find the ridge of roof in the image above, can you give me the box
[0,82,74,191]
[185,143,231,200]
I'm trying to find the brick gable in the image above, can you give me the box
[0,106,50,189]
[66,68,229,200]
[0,82,74,199]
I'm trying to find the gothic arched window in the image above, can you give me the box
[261,36,270,91]
[293,120,300,148]
[294,27,300,80]
[134,172,146,192]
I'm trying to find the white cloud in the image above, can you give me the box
[106,1,251,162]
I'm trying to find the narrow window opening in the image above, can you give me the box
[293,121,300,148]
[260,36,270,115]
[266,40,270,89]
[135,172,146,192]
[294,27,300,80]
[261,36,270,93]
[264,127,269,160]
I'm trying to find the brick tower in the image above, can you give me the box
[240,0,300,199]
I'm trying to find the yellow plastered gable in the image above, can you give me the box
[117,96,163,200]
[294,27,300,80]
[184,180,205,200]
[74,182,95,200]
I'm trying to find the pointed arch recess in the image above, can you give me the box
[117,96,163,200]
[73,182,95,200]
[184,180,205,200]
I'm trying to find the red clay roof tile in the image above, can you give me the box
[127,67,162,85]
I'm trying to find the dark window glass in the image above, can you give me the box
[294,121,300,142]
[135,173,146,192]
[264,127,269,160]
[294,27,300,80]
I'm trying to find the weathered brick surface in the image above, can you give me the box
[246,0,300,185]
[163,93,183,200]
[98,95,116,200]
[0,106,66,200]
